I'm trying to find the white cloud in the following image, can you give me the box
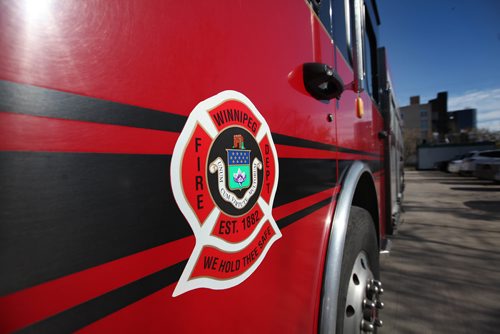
[448,88,500,131]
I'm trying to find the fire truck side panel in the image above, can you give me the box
[0,1,394,333]
[334,48,385,241]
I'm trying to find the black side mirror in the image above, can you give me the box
[303,63,344,101]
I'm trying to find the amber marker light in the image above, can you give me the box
[356,95,364,118]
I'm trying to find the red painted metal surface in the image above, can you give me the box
[0,112,177,154]
[77,204,335,334]
[0,0,387,332]
[334,49,386,237]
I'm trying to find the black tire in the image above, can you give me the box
[336,206,379,334]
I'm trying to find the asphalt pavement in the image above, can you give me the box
[380,170,500,334]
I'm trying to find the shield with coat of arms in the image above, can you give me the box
[227,142,251,190]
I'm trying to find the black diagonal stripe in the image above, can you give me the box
[338,147,381,158]
[277,197,332,229]
[272,133,337,152]
[0,152,338,295]
[1,80,381,160]
[274,158,337,207]
[0,80,187,132]
[272,133,381,158]
[1,81,379,159]
[0,152,191,296]
[338,159,383,176]
[19,198,332,333]
[18,260,187,334]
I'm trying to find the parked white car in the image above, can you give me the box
[474,160,500,182]
[460,150,500,175]
[447,155,466,173]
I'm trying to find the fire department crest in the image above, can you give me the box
[170,91,281,296]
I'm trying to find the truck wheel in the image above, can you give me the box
[336,206,383,333]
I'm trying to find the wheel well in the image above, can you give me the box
[319,162,379,333]
[351,172,379,246]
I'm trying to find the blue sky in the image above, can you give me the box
[377,0,500,130]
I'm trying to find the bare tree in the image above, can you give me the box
[468,128,500,143]
[403,128,421,164]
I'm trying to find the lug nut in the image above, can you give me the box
[361,320,374,332]
[366,283,379,297]
[363,299,376,310]
[362,298,377,321]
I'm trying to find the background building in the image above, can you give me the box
[400,93,445,143]
[400,92,479,165]
[448,108,477,133]
[429,92,448,141]
[400,91,477,144]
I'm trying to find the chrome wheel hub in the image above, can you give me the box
[343,252,384,333]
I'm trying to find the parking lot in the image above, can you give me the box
[380,170,500,334]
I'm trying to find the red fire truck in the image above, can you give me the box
[0,0,404,333]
